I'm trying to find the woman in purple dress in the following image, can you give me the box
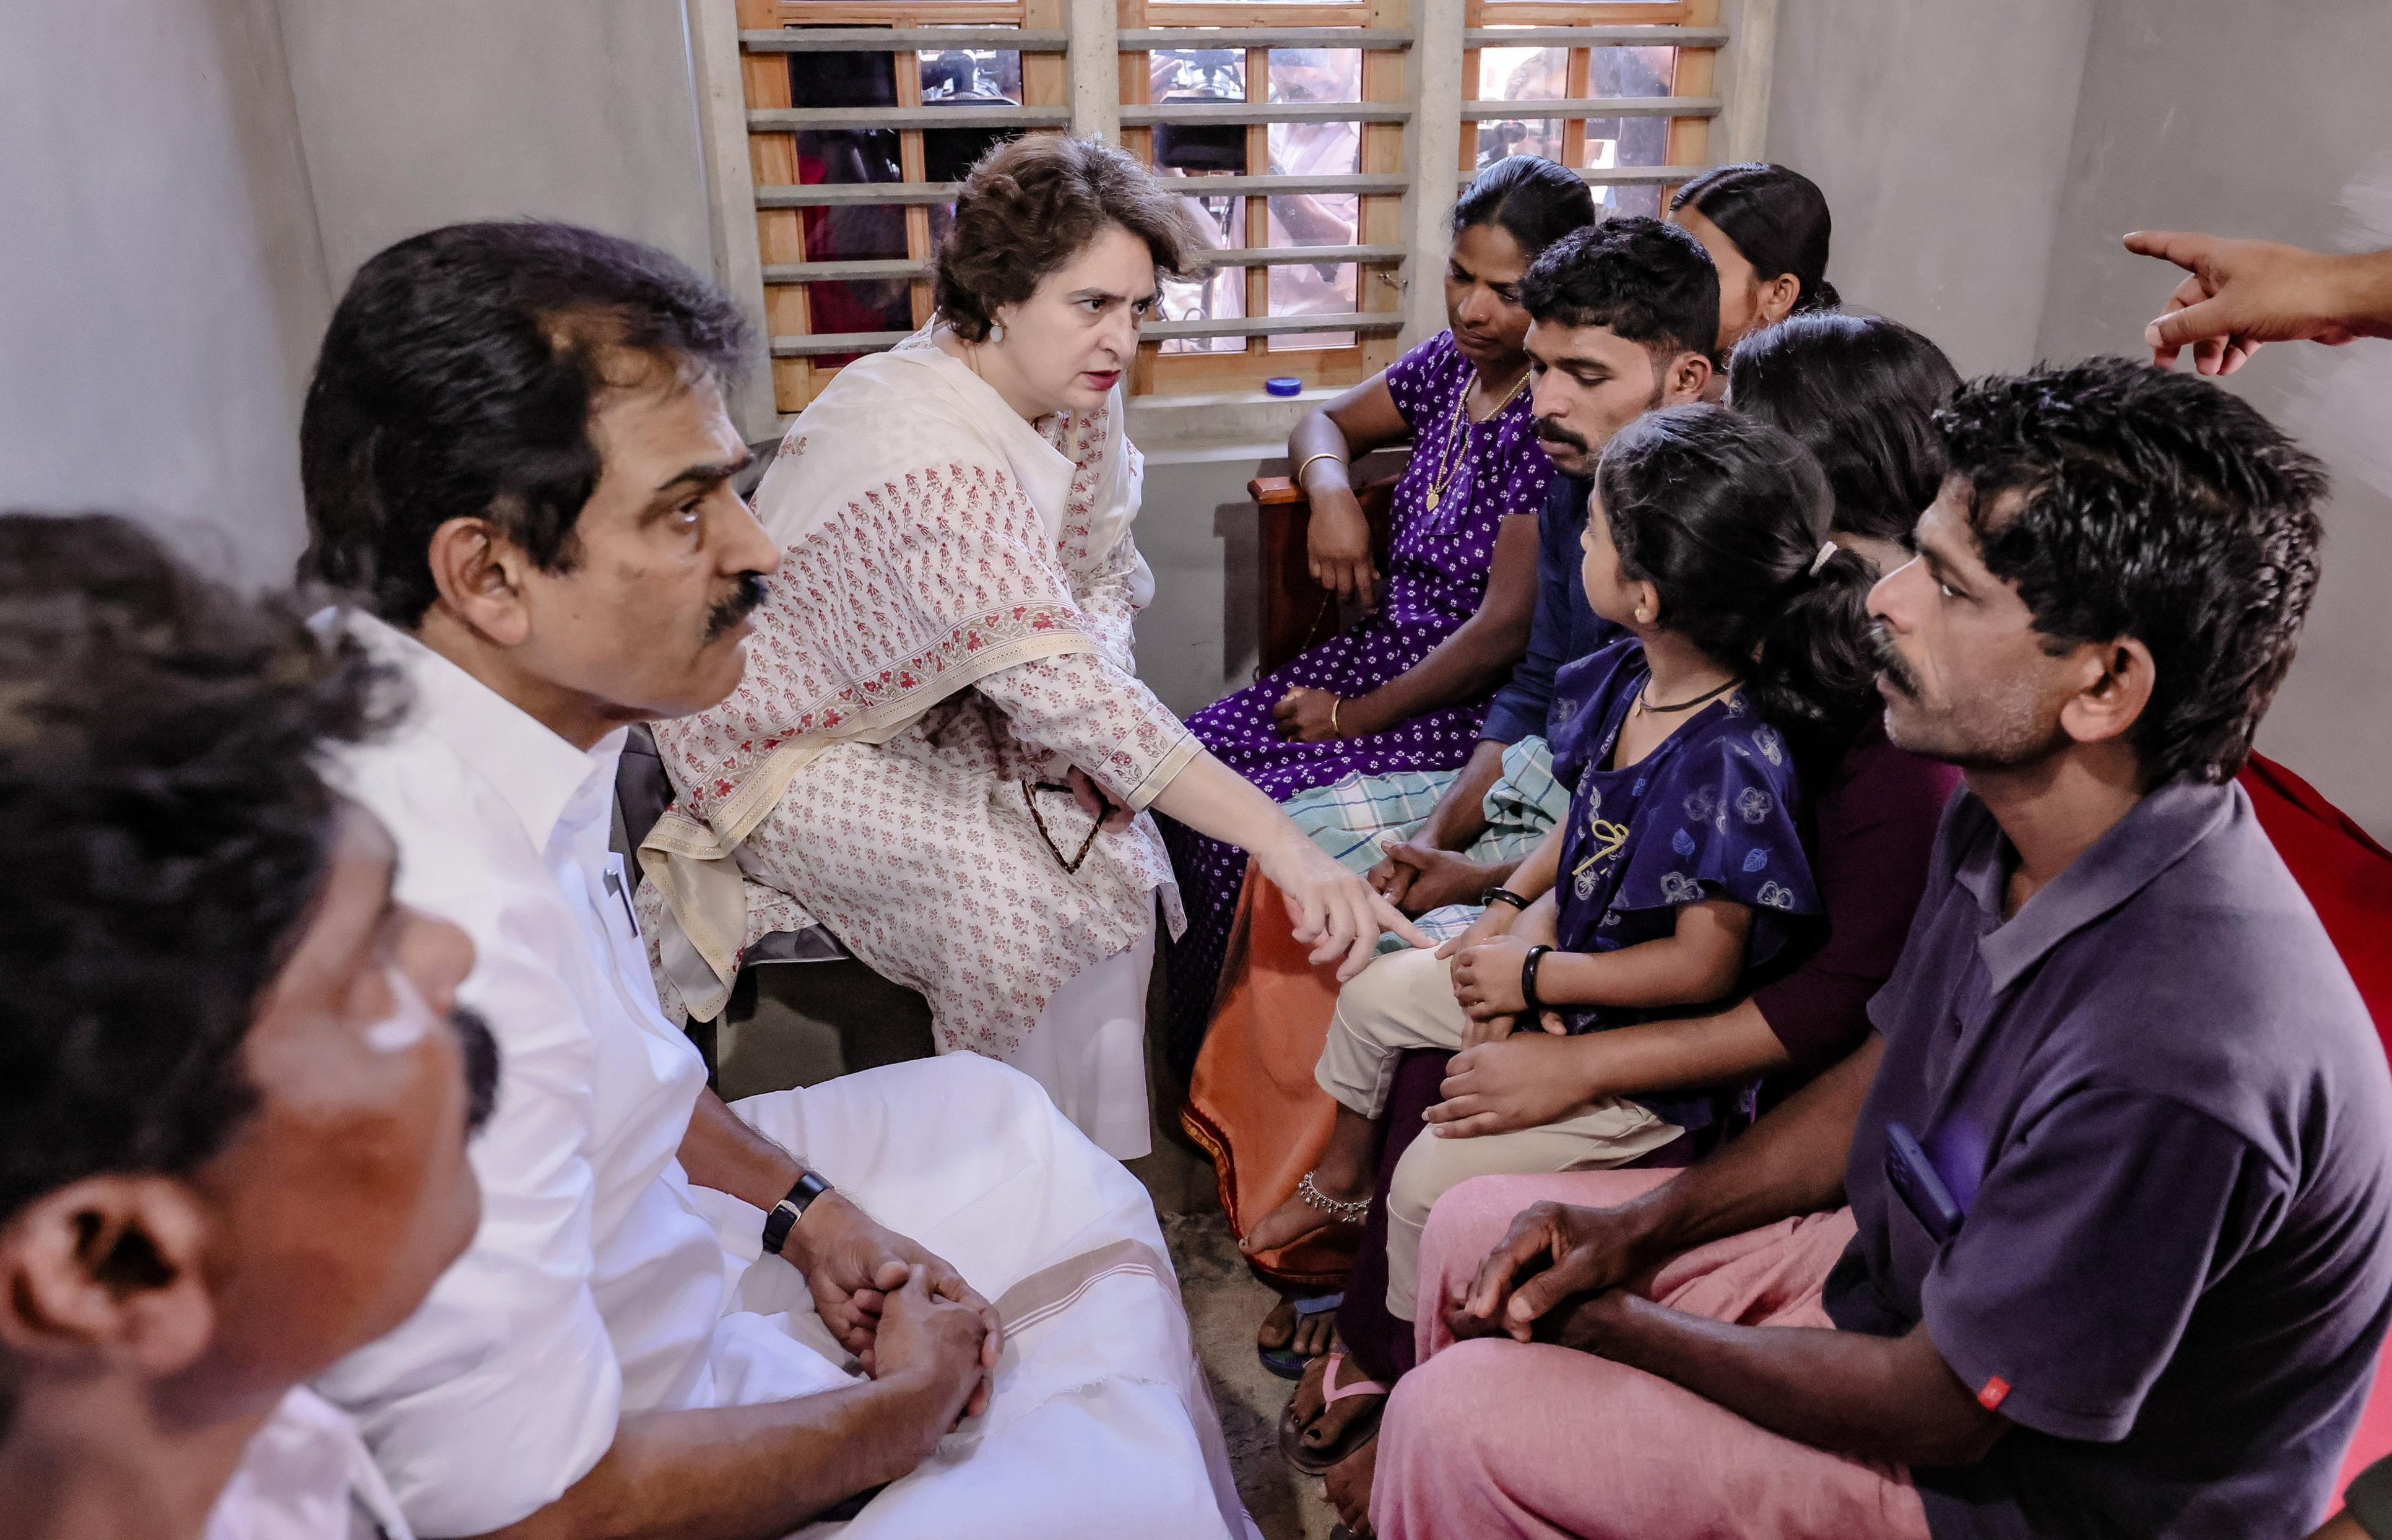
[1162,156,1596,1068]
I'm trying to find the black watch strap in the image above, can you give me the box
[1521,945,1553,1018]
[761,1170,835,1257]
[1482,886,1532,912]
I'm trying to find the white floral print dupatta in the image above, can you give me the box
[640,326,1146,1021]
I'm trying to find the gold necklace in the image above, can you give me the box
[1424,369,1530,513]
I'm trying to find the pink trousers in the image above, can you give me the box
[1372,1169,1931,1540]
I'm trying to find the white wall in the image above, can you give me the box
[0,0,331,586]
[272,0,717,290]
[2032,0,2392,836]
[1763,0,2097,376]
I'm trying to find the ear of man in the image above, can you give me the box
[2057,636,2159,763]
[1661,351,1712,404]
[423,517,536,648]
[0,1177,217,1378]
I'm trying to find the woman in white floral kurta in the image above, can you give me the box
[642,137,1416,1157]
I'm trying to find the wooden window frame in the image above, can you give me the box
[1117,1,1413,399]
[686,0,1774,426]
[1461,0,1725,214]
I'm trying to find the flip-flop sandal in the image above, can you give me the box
[1278,1351,1388,1476]
[1257,1292,1343,1381]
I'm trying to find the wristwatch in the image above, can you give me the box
[761,1170,836,1257]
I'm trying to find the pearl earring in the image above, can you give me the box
[989,322,1006,345]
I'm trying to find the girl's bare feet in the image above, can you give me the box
[1241,1169,1372,1257]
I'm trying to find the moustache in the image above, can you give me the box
[452,1003,502,1136]
[704,573,769,642]
[1533,416,1590,454]
[1869,621,1920,699]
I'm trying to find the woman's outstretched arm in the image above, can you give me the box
[1148,749,1430,980]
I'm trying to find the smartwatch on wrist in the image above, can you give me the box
[761,1170,835,1257]
[1482,886,1532,913]
[1520,945,1554,1020]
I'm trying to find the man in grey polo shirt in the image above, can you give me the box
[1375,357,2392,1540]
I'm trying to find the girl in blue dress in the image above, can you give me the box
[1246,405,1880,1304]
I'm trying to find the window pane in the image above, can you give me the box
[1582,43,1674,210]
[1156,177,1246,354]
[1150,48,1248,178]
[1473,45,1564,169]
[1267,48,1359,105]
[919,47,1022,104]
[786,45,907,267]
[1267,254,1358,351]
[922,122,1021,183]
[787,44,897,110]
[792,134,908,265]
[803,279,912,366]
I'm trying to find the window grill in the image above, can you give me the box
[689,0,1754,417]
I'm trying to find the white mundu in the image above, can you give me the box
[314,613,1251,1539]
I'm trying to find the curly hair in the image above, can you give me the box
[1936,357,2328,786]
[300,220,750,625]
[0,512,389,1228]
[1519,217,1720,363]
[932,135,1206,342]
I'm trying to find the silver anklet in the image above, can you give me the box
[1296,1170,1371,1225]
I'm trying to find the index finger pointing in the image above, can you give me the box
[2123,229,2209,270]
[1376,896,1432,949]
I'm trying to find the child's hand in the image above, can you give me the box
[1450,933,1534,1019]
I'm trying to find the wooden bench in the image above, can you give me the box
[1247,472,1398,676]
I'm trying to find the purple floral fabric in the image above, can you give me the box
[1161,330,1555,1068]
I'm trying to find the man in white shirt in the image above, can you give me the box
[298,220,1253,1539]
[0,513,494,1540]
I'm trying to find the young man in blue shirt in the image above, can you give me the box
[1368,218,1717,918]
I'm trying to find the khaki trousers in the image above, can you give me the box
[1314,945,1681,1319]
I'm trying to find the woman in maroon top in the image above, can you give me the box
[1288,313,1970,1523]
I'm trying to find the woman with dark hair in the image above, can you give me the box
[1668,162,1839,360]
[1727,311,1961,566]
[647,136,1418,1159]
[1161,154,1597,1070]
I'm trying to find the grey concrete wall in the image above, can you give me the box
[0,0,331,585]
[1765,0,2097,376]
[273,0,717,290]
[2034,0,2392,836]
[1136,449,1279,716]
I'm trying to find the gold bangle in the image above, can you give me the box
[1293,451,1345,488]
[1330,697,1344,737]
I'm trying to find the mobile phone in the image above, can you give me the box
[1884,1120,1966,1245]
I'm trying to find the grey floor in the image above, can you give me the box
[723,959,1338,1540]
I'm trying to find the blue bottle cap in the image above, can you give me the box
[1265,376,1304,397]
